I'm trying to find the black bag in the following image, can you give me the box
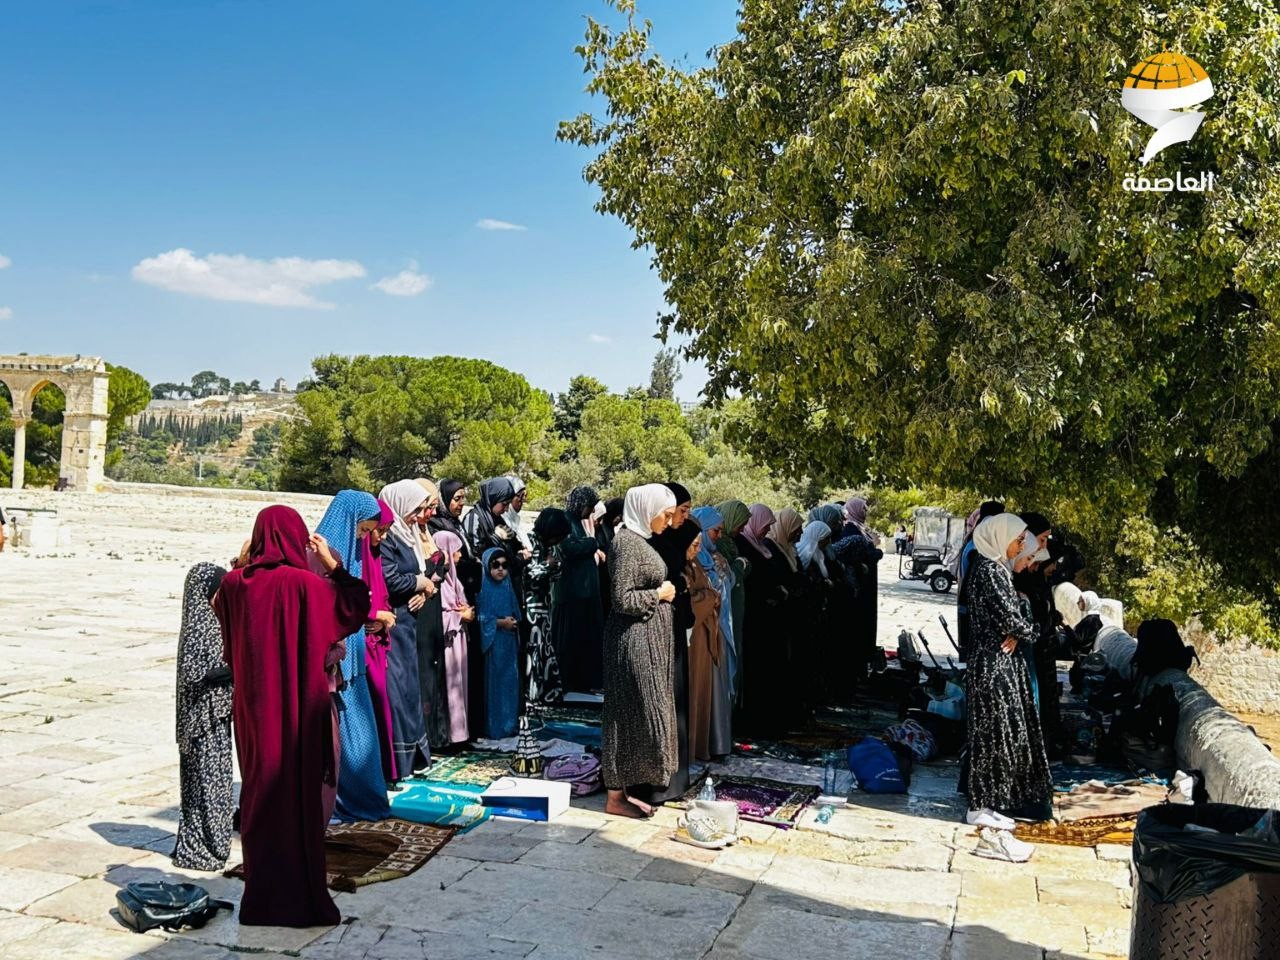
[1134,803,1280,904]
[115,881,233,933]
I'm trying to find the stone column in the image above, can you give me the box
[10,416,27,489]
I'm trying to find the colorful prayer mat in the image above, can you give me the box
[390,781,492,831]
[416,750,516,787]
[1013,814,1137,848]
[673,773,820,829]
[225,818,456,891]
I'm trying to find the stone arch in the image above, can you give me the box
[0,355,110,491]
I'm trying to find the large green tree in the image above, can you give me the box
[562,0,1280,616]
[279,355,554,493]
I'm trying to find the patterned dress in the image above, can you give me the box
[524,530,563,705]
[601,528,677,790]
[965,556,1053,812]
[173,563,234,871]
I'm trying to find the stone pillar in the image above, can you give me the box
[10,416,27,489]
[59,412,109,491]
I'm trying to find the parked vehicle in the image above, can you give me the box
[897,507,965,592]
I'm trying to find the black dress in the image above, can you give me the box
[381,536,431,776]
[734,534,787,737]
[645,526,696,804]
[832,529,883,686]
[416,553,450,749]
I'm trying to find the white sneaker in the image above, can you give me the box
[973,827,1034,863]
[965,808,1016,830]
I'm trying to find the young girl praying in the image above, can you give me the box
[479,547,521,738]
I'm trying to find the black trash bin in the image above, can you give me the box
[1131,803,1280,960]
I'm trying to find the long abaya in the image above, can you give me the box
[381,534,432,776]
[551,509,605,694]
[316,491,391,824]
[525,510,568,706]
[414,554,450,749]
[601,528,677,791]
[213,506,370,928]
[965,556,1053,814]
[734,532,786,737]
[479,547,521,738]
[686,560,725,763]
[173,562,233,871]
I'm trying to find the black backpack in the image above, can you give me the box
[115,881,233,933]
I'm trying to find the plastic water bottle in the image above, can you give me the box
[698,776,716,801]
[816,804,834,825]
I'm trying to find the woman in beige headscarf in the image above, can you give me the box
[411,478,454,747]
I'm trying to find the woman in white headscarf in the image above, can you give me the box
[600,484,678,819]
[963,513,1053,833]
[378,479,437,777]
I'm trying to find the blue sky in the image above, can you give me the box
[0,0,736,400]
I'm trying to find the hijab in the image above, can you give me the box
[430,478,468,544]
[242,504,311,577]
[360,499,396,618]
[691,506,725,582]
[1020,512,1052,537]
[972,513,1028,567]
[478,477,516,511]
[717,500,750,536]
[665,481,692,507]
[379,479,430,572]
[315,490,381,577]
[176,561,230,749]
[622,483,676,539]
[479,547,520,652]
[414,478,441,555]
[533,507,571,546]
[566,485,599,520]
[603,498,624,527]
[769,507,803,570]
[1053,581,1085,628]
[809,503,844,539]
[740,503,775,558]
[798,520,831,578]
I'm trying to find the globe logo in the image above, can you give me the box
[1121,50,1213,164]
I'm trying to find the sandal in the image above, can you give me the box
[673,814,736,850]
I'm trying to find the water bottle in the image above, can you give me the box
[822,757,838,797]
[698,776,716,801]
[816,804,834,824]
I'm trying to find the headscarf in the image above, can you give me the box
[843,496,869,529]
[1080,590,1103,616]
[965,508,983,537]
[1020,512,1052,537]
[478,477,516,510]
[379,479,430,572]
[717,500,750,536]
[740,503,775,558]
[533,508,571,545]
[1053,581,1085,628]
[433,530,468,642]
[176,562,230,750]
[315,490,381,576]
[692,506,733,665]
[665,481,692,507]
[414,478,441,555]
[768,507,803,570]
[566,485,599,520]
[809,503,844,539]
[590,500,606,522]
[507,475,526,497]
[360,500,396,618]
[430,478,468,544]
[797,521,831,578]
[622,483,676,539]
[242,505,311,577]
[691,506,725,582]
[479,547,520,653]
[972,513,1028,567]
[603,498,625,527]
[503,475,531,547]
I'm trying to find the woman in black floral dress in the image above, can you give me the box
[964,514,1053,826]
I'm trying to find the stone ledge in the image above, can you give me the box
[1153,668,1280,808]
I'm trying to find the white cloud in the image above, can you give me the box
[476,218,527,232]
[0,254,10,269]
[372,261,432,297]
[0,307,12,320]
[588,333,612,344]
[131,248,366,309]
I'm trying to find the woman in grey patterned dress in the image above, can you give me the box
[173,562,234,870]
[965,514,1053,826]
[601,484,678,819]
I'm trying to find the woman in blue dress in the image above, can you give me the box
[315,489,391,822]
[478,547,521,739]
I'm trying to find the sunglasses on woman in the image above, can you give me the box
[491,560,508,569]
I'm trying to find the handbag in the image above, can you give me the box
[115,881,232,933]
[544,753,602,796]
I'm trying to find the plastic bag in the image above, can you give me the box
[1133,803,1280,904]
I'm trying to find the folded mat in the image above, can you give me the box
[672,773,820,829]
[225,818,456,891]
[390,781,491,831]
[416,750,516,787]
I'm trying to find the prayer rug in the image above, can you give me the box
[416,750,516,787]
[1013,813,1138,848]
[390,781,492,831]
[225,818,456,891]
[673,773,820,829]
[1056,780,1169,822]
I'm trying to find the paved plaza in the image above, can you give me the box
[0,488,1130,959]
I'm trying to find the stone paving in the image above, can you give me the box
[0,488,1130,959]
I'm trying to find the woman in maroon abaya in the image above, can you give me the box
[213,505,371,928]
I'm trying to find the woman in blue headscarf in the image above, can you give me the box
[478,547,521,739]
[314,489,390,822]
[690,506,734,761]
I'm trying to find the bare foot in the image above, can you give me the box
[605,791,648,819]
[626,795,655,817]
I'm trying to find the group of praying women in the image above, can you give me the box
[168,476,888,924]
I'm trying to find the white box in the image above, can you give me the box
[480,777,571,822]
